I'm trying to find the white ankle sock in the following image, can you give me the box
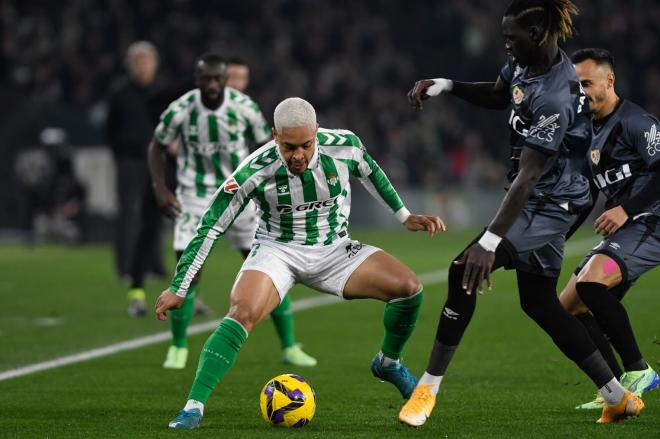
[381,353,400,367]
[184,399,204,415]
[418,372,443,395]
[600,378,626,405]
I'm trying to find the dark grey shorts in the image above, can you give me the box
[500,200,578,277]
[574,215,660,286]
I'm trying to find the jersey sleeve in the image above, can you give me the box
[169,172,257,297]
[241,98,271,145]
[523,93,570,155]
[625,113,660,169]
[350,139,408,221]
[154,100,187,145]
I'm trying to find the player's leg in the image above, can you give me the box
[517,269,643,423]
[560,273,624,382]
[576,253,657,397]
[169,269,282,429]
[230,207,317,367]
[342,249,423,399]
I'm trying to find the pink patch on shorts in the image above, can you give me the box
[603,258,619,275]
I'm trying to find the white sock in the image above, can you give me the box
[600,378,626,405]
[418,372,443,395]
[184,399,204,415]
[381,353,400,367]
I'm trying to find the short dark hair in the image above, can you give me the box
[570,48,615,71]
[195,52,227,69]
[227,56,248,67]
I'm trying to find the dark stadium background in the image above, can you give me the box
[0,0,658,236]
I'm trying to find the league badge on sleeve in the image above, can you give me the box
[590,149,600,165]
[223,177,240,194]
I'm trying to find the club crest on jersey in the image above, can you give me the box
[644,123,660,156]
[590,149,600,165]
[223,177,239,194]
[326,172,338,186]
[277,184,289,195]
[512,85,524,105]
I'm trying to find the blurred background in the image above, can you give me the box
[1,0,658,245]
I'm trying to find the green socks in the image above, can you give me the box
[188,317,248,404]
[269,295,296,349]
[170,285,197,348]
[380,289,424,359]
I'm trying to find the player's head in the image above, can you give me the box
[226,57,250,92]
[125,41,158,86]
[502,0,578,67]
[273,98,318,175]
[194,53,229,107]
[571,48,616,117]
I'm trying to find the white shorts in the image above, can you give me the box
[238,238,381,300]
[174,190,257,252]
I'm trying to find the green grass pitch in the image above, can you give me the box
[0,228,658,438]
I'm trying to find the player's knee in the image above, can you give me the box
[226,306,259,332]
[558,289,588,315]
[399,276,422,298]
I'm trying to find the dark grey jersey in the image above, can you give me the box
[588,99,660,216]
[500,49,592,209]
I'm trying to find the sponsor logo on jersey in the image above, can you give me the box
[512,85,524,105]
[609,242,621,250]
[528,113,560,143]
[590,149,600,165]
[223,177,239,194]
[593,164,632,189]
[326,172,339,186]
[276,196,339,214]
[644,123,660,156]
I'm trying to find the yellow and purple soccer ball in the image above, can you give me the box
[259,374,316,428]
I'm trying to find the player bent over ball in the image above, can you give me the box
[155,97,446,429]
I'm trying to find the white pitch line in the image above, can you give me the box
[0,236,599,382]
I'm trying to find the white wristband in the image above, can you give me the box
[478,230,502,252]
[394,207,411,223]
[426,78,454,97]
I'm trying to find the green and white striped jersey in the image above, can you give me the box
[171,128,409,296]
[154,87,270,198]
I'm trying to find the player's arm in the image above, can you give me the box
[352,144,446,235]
[148,138,180,218]
[597,116,660,234]
[489,147,554,235]
[408,76,509,110]
[155,175,256,319]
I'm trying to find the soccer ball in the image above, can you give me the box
[259,373,316,427]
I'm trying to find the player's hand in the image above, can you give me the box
[155,289,184,321]
[404,214,447,236]
[407,78,452,109]
[154,186,181,219]
[454,243,494,295]
[594,205,628,236]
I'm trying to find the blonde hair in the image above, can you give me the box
[273,97,316,132]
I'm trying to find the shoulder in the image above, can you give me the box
[226,87,262,113]
[619,101,660,134]
[317,128,363,148]
[232,141,280,185]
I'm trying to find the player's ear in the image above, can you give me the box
[272,127,279,142]
[607,72,615,89]
[529,25,544,46]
